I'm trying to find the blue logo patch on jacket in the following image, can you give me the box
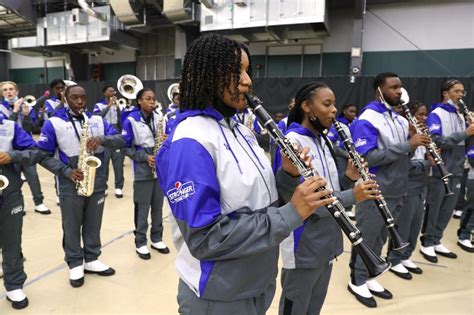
[167,181,195,203]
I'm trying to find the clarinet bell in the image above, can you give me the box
[388,226,409,250]
[442,177,454,196]
[355,241,391,280]
[438,164,454,196]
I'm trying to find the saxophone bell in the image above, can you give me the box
[0,175,9,191]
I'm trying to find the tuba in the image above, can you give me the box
[0,175,9,191]
[117,74,143,100]
[76,111,102,197]
[64,80,77,87]
[167,83,180,102]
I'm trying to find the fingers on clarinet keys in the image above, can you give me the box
[291,177,334,220]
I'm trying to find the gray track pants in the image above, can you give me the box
[349,198,403,285]
[59,192,106,268]
[103,147,125,190]
[279,264,333,315]
[458,179,474,240]
[133,180,164,247]
[388,192,425,265]
[22,164,44,206]
[422,177,461,246]
[0,202,26,291]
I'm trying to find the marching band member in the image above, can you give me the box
[0,112,40,309]
[44,79,66,118]
[348,73,430,307]
[387,101,434,276]
[0,81,50,215]
[94,86,125,198]
[121,88,169,260]
[457,138,474,253]
[275,82,379,315]
[155,34,334,315]
[421,79,474,262]
[36,85,125,288]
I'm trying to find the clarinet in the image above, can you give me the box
[399,104,454,196]
[244,94,391,280]
[459,99,474,124]
[333,119,409,250]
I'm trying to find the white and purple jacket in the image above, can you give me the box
[426,102,468,177]
[155,107,303,301]
[276,122,355,269]
[37,107,123,195]
[350,101,412,199]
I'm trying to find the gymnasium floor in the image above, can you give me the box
[0,158,472,314]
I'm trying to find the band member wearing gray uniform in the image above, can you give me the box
[348,73,430,308]
[0,113,39,309]
[121,88,169,259]
[422,80,474,262]
[36,85,125,288]
[155,34,334,315]
[94,86,125,198]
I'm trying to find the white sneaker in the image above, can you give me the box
[115,188,123,198]
[20,174,26,181]
[0,266,3,278]
[84,260,110,272]
[136,245,150,255]
[434,244,451,254]
[6,289,26,302]
[69,265,84,280]
[366,279,384,293]
[401,259,418,269]
[390,263,409,273]
[35,204,51,214]
[348,282,372,298]
[453,210,462,218]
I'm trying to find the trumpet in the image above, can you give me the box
[0,175,9,191]
[117,98,128,109]
[245,93,391,280]
[399,88,454,196]
[117,74,143,100]
[23,95,36,108]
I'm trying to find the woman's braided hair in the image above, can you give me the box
[179,33,252,111]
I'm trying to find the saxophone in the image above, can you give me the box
[152,102,164,178]
[76,111,102,197]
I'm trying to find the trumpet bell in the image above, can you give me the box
[117,74,143,100]
[23,95,37,108]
